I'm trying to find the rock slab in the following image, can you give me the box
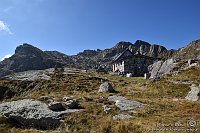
[113,114,132,120]
[108,95,144,111]
[0,99,81,129]
[185,84,200,101]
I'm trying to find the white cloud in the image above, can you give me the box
[0,20,13,35]
[1,54,12,61]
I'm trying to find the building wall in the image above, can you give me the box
[113,56,154,76]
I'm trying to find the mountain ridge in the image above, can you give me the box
[1,39,198,77]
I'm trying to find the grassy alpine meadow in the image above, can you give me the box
[0,66,200,133]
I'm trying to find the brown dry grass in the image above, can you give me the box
[0,67,200,133]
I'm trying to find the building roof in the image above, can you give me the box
[113,48,133,62]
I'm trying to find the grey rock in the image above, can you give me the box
[158,58,175,75]
[63,96,73,101]
[39,96,52,100]
[113,114,132,120]
[148,60,163,79]
[102,105,111,113]
[65,100,78,109]
[115,99,144,111]
[48,101,65,111]
[0,99,81,129]
[149,58,175,79]
[0,99,62,129]
[98,82,116,93]
[108,95,126,102]
[5,70,51,81]
[185,84,200,101]
[108,95,144,111]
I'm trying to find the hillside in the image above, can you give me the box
[0,40,174,78]
[0,39,200,133]
[0,61,199,133]
[175,39,200,60]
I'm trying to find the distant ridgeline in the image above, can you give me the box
[1,39,199,77]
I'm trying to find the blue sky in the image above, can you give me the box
[0,0,200,60]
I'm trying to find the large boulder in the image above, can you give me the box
[185,84,200,101]
[48,101,65,111]
[149,58,175,79]
[98,82,116,93]
[0,99,81,129]
[108,95,144,111]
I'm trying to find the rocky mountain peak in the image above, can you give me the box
[113,41,133,49]
[15,43,43,55]
[134,40,151,46]
[78,49,98,57]
[176,39,200,59]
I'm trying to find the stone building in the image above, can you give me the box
[112,48,156,76]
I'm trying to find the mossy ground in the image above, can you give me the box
[0,66,200,133]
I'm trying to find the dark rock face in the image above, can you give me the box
[0,44,66,77]
[0,86,15,100]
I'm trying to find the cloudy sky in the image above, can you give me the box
[0,0,200,61]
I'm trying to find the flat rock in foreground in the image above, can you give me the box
[0,99,80,129]
[108,95,145,111]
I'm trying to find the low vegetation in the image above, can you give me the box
[0,66,200,133]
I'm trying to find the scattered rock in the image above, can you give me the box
[63,96,73,101]
[98,82,116,93]
[108,95,145,111]
[113,114,132,120]
[48,101,66,111]
[185,84,200,101]
[0,99,62,129]
[102,105,111,113]
[39,96,52,101]
[108,95,126,102]
[65,100,78,109]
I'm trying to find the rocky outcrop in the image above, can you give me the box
[176,39,200,60]
[185,84,200,101]
[0,99,81,129]
[108,95,144,111]
[0,40,174,77]
[0,86,15,100]
[78,50,98,57]
[98,82,116,93]
[148,58,176,79]
[0,44,64,77]
[4,69,51,81]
